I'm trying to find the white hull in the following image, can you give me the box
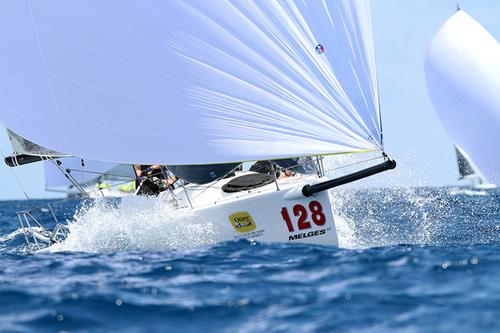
[22,173,339,250]
[166,173,339,246]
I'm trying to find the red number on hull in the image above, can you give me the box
[293,204,310,230]
[280,207,294,232]
[281,201,326,232]
[309,200,326,226]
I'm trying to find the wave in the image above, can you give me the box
[47,196,217,253]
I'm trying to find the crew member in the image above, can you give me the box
[249,160,295,179]
[134,164,177,196]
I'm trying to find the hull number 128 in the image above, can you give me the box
[280,201,326,232]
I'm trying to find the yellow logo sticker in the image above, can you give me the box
[229,212,257,233]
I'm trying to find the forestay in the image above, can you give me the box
[425,10,500,185]
[0,0,382,165]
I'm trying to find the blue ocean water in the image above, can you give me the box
[0,187,499,333]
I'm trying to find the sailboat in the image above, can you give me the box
[0,1,395,248]
[44,157,136,197]
[425,9,500,188]
[454,145,495,188]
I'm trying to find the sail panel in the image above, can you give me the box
[425,10,500,185]
[0,0,382,165]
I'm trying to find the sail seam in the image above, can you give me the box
[28,0,72,154]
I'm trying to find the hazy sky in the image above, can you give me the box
[0,0,498,200]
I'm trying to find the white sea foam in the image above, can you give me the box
[322,155,451,248]
[448,188,488,196]
[332,186,453,248]
[332,212,359,249]
[47,196,217,253]
[0,228,25,243]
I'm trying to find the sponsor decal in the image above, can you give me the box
[288,228,330,241]
[228,211,257,233]
[234,229,265,240]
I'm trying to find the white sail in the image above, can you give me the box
[425,10,500,185]
[0,0,382,165]
[44,157,134,189]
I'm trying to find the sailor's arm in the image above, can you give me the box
[134,164,142,177]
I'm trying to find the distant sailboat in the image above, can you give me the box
[454,144,495,188]
[0,1,395,248]
[425,10,500,187]
[455,146,475,181]
[44,158,136,197]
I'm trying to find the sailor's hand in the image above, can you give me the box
[166,176,178,186]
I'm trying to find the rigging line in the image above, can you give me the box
[49,174,136,195]
[322,155,384,174]
[188,163,243,200]
[64,168,136,180]
[52,160,90,197]
[80,178,137,195]
[272,158,320,173]
[62,165,174,193]
[0,149,30,200]
[375,63,384,148]
[54,165,172,196]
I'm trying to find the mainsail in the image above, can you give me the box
[6,128,62,157]
[425,10,500,185]
[0,1,382,165]
[3,128,66,167]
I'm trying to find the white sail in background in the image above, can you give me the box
[425,10,500,185]
[44,158,134,190]
[0,0,382,165]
